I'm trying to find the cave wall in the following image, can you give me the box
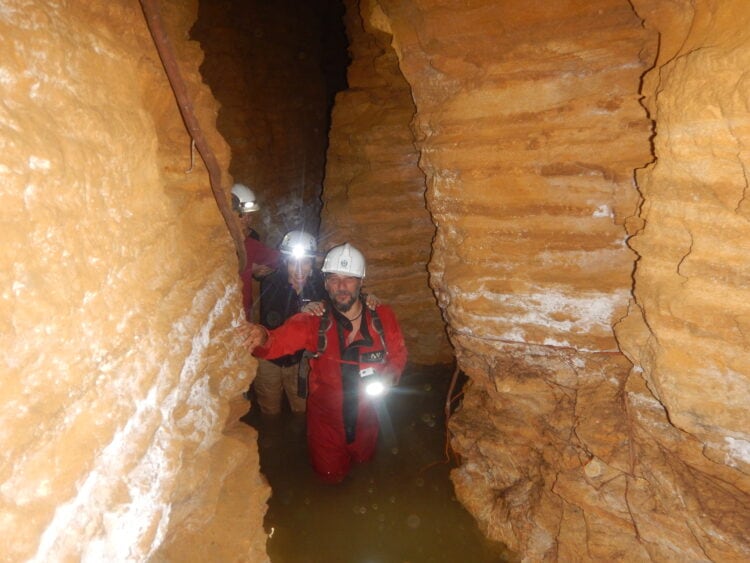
[334,0,750,560]
[615,0,750,556]
[191,0,340,245]
[321,1,452,364]
[0,1,268,560]
[624,0,750,471]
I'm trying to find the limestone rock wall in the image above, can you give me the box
[191,0,338,245]
[0,1,268,560]
[321,1,451,364]
[337,0,750,560]
[624,0,750,468]
[615,0,750,558]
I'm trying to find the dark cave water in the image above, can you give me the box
[242,364,515,563]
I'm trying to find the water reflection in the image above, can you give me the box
[242,363,516,563]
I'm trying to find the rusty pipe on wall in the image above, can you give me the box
[139,0,247,272]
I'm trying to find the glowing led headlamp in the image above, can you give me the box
[238,201,257,213]
[291,244,306,259]
[365,379,386,397]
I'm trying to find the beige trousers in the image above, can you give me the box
[254,359,307,414]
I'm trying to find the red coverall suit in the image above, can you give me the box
[254,303,408,483]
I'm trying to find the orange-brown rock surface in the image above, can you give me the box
[321,1,451,364]
[0,0,268,560]
[333,0,750,560]
[616,0,750,558]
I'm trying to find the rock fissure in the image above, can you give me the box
[622,475,642,541]
[676,230,694,280]
[733,152,749,215]
[621,377,639,475]
[685,518,715,561]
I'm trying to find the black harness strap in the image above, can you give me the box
[317,307,331,353]
[296,300,388,445]
[297,306,331,399]
[370,306,386,356]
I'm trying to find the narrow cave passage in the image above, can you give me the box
[4,0,749,560]
[191,0,506,561]
[191,0,349,244]
[4,0,748,559]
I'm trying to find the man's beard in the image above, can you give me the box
[331,290,359,313]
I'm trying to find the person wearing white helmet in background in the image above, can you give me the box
[231,183,280,320]
[241,242,407,483]
[252,230,327,415]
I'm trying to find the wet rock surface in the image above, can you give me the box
[1,0,268,559]
[333,0,750,560]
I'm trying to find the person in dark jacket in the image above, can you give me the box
[253,230,326,414]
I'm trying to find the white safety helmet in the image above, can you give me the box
[231,183,259,214]
[322,243,366,278]
[280,230,317,259]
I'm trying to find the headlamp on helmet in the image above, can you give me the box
[280,230,317,259]
[231,183,259,214]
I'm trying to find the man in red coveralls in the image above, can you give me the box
[241,243,408,483]
[231,183,280,320]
